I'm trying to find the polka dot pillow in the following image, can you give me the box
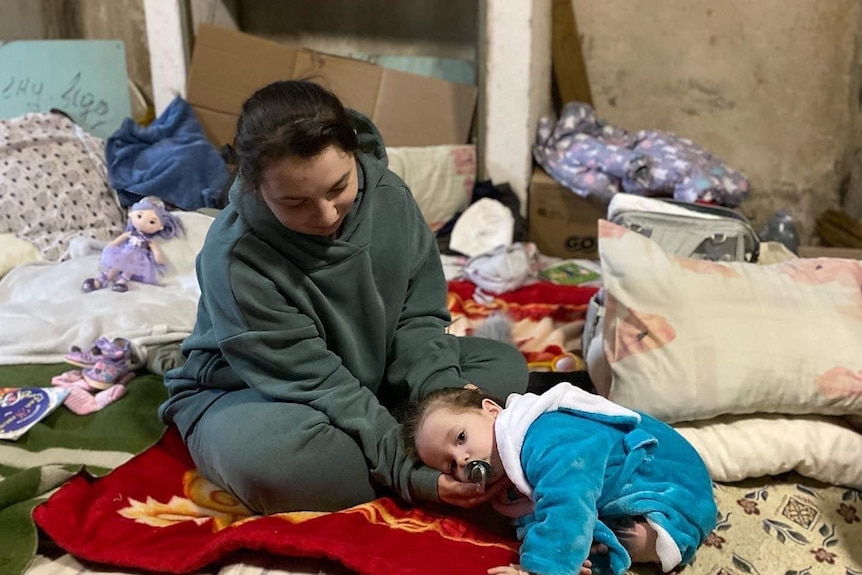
[0,112,126,261]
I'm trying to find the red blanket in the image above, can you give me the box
[33,280,598,574]
[446,279,597,371]
[34,427,520,575]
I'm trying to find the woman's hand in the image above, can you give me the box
[437,472,512,508]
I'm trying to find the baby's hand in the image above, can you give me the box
[487,560,592,575]
[487,563,529,575]
[437,471,512,508]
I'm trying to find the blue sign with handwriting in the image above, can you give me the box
[0,39,131,139]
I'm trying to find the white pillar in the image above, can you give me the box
[143,0,191,115]
[480,0,552,213]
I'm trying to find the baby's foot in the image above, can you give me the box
[614,518,661,564]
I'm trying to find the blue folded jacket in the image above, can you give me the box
[106,96,229,210]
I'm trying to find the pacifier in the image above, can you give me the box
[464,460,494,489]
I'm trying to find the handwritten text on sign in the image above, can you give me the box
[1,72,111,130]
[0,40,130,139]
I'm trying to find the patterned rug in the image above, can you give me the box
[660,477,862,575]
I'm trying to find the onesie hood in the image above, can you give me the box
[495,382,641,498]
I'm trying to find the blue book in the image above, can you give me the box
[1,387,70,441]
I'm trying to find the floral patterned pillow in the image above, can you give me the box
[598,219,862,423]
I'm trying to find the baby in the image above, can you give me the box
[402,382,717,575]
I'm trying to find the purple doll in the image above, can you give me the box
[82,196,184,293]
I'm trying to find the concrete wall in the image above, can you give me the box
[4,0,862,242]
[77,0,151,114]
[845,6,862,220]
[573,0,862,240]
[0,0,152,118]
[0,0,50,39]
[235,0,477,62]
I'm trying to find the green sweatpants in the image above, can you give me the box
[169,336,527,514]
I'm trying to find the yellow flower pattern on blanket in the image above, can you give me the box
[348,498,517,550]
[118,469,254,531]
[117,468,516,551]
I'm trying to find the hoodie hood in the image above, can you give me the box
[349,109,387,165]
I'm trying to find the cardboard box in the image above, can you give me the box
[799,246,862,260]
[528,168,608,259]
[186,25,478,148]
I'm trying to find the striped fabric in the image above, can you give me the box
[1,365,167,575]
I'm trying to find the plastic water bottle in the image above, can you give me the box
[759,211,800,254]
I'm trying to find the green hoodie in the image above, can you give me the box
[159,112,465,503]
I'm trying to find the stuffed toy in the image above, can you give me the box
[82,196,184,293]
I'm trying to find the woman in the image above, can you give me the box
[159,80,529,514]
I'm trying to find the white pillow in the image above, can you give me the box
[155,210,215,289]
[599,219,862,422]
[675,415,862,489]
[386,145,475,231]
[0,210,213,367]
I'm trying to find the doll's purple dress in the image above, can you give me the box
[99,229,162,284]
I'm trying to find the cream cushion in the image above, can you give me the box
[0,233,40,277]
[598,219,862,423]
[386,145,475,232]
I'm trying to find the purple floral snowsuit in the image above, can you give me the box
[533,102,749,208]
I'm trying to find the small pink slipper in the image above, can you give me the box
[64,346,102,368]
[50,370,96,390]
[93,337,132,363]
[82,359,132,391]
[65,337,131,368]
